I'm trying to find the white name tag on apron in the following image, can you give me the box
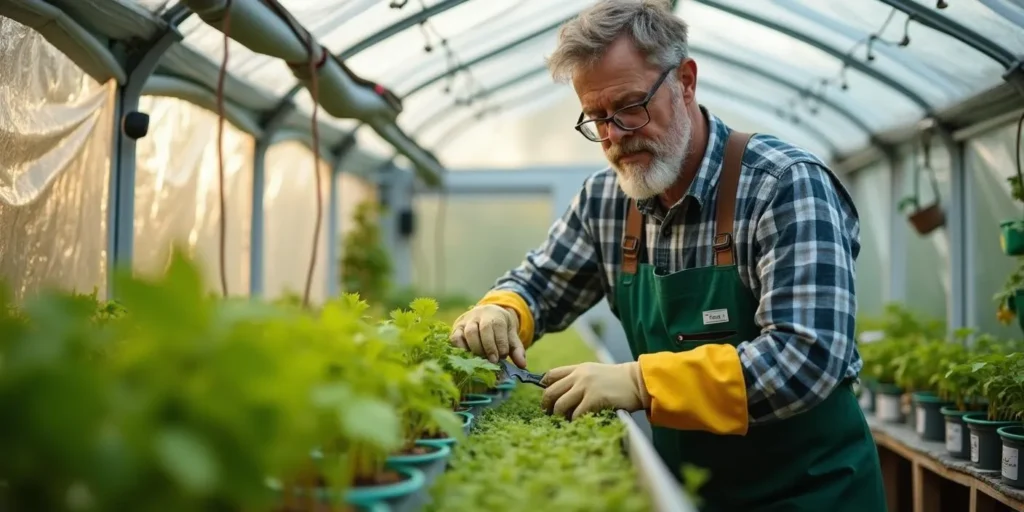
[702,309,729,325]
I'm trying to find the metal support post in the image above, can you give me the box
[941,130,972,332]
[106,27,182,298]
[248,103,295,297]
[886,149,907,304]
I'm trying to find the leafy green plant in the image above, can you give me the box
[340,200,393,306]
[892,329,971,394]
[993,257,1024,325]
[426,385,652,512]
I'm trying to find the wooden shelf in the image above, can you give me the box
[868,415,1024,512]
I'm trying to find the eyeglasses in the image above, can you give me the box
[574,67,675,143]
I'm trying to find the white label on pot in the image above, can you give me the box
[877,394,901,421]
[1003,446,1019,480]
[946,423,962,452]
[702,309,729,325]
[916,406,925,434]
[971,433,980,463]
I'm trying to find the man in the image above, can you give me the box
[448,1,885,510]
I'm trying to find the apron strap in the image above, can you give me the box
[713,131,753,267]
[621,197,643,275]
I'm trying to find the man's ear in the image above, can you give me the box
[676,58,698,104]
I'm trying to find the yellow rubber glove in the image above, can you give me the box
[540,362,652,420]
[450,304,527,368]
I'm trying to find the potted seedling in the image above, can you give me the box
[957,353,1024,471]
[861,336,918,423]
[894,332,968,442]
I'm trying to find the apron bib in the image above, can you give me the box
[614,131,886,511]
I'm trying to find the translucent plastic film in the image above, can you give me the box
[966,121,1022,339]
[0,17,114,301]
[263,141,331,304]
[133,96,255,296]
[336,172,378,238]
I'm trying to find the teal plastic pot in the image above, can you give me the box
[964,413,1019,471]
[1000,219,1024,255]
[343,465,425,508]
[873,383,905,423]
[495,379,516,397]
[417,412,473,447]
[912,392,952,442]
[997,425,1024,489]
[386,441,451,467]
[460,393,492,417]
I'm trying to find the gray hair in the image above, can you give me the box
[547,0,689,84]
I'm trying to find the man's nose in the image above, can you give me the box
[606,122,632,146]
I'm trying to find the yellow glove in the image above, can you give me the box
[450,304,528,368]
[540,362,652,420]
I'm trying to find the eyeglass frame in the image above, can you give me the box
[573,66,676,142]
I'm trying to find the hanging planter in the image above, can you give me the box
[897,140,946,236]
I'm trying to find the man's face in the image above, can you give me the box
[573,36,695,200]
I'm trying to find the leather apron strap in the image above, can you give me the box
[714,131,752,266]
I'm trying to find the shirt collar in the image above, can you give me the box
[635,106,731,215]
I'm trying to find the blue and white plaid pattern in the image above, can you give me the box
[491,109,862,424]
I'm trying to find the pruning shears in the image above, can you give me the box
[498,359,548,388]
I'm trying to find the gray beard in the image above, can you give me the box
[608,109,692,200]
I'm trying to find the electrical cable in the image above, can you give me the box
[215,0,233,298]
[261,0,324,309]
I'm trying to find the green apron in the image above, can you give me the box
[614,131,886,511]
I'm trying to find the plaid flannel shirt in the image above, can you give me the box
[490,109,862,425]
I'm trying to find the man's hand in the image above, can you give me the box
[450,305,527,368]
[540,362,651,420]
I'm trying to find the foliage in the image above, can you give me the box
[897,195,920,214]
[0,252,499,511]
[1009,175,1024,203]
[427,383,652,512]
[340,200,393,306]
[993,256,1024,325]
[892,329,971,394]
[858,303,947,386]
[940,342,1024,419]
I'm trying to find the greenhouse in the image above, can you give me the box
[2,0,1024,510]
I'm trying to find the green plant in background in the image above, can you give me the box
[993,257,1024,325]
[893,329,971,394]
[340,199,393,306]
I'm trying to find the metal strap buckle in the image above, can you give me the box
[713,233,733,251]
[622,235,639,254]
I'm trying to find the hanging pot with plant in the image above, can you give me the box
[999,113,1024,255]
[994,258,1024,334]
[897,138,945,235]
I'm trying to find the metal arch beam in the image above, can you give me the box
[400,15,571,98]
[691,0,933,112]
[877,0,1017,68]
[698,82,841,156]
[272,0,472,117]
[687,46,874,135]
[337,0,472,61]
[412,44,874,145]
[408,63,550,134]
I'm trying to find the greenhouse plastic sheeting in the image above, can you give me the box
[133,96,255,296]
[0,18,113,300]
[412,193,554,298]
[263,141,331,304]
[336,171,378,238]
[849,161,891,319]
[967,121,1023,339]
[896,138,952,323]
